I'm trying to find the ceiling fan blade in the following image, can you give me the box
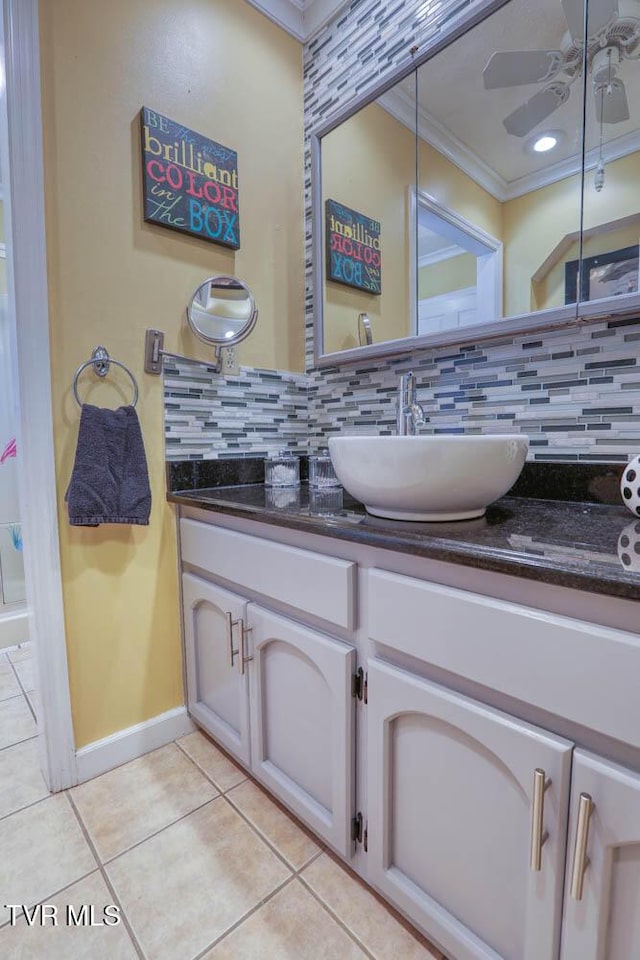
[587,0,619,37]
[503,83,571,137]
[483,50,564,89]
[595,77,630,124]
[563,0,618,39]
[562,0,586,39]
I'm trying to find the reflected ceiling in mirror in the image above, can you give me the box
[414,0,586,336]
[187,275,258,346]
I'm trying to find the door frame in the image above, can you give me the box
[409,186,503,335]
[2,0,76,789]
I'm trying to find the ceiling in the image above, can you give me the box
[383,0,640,199]
[245,0,347,41]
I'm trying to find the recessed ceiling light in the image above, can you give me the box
[533,134,558,153]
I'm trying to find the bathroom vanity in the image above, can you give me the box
[169,471,640,960]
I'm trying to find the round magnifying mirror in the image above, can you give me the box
[187,275,258,347]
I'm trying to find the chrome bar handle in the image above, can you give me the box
[225,612,240,667]
[530,768,550,871]
[238,620,254,676]
[570,792,594,901]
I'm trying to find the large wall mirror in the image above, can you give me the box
[312,0,640,365]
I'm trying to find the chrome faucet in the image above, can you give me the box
[397,371,425,436]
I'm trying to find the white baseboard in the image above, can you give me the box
[75,706,195,784]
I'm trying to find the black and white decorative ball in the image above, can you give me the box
[617,521,640,572]
[620,456,640,517]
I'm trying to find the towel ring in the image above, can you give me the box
[73,346,139,408]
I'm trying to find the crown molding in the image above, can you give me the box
[379,85,640,202]
[418,242,466,268]
[244,0,305,41]
[378,86,509,201]
[244,0,349,42]
[303,0,350,39]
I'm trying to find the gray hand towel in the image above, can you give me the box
[65,404,151,526]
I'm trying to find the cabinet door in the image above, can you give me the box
[367,659,572,960]
[560,750,640,960]
[248,604,356,856]
[182,573,250,766]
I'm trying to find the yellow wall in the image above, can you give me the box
[322,103,415,353]
[39,0,304,747]
[505,151,640,316]
[419,252,477,300]
[418,141,503,242]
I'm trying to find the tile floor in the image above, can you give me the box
[0,642,446,960]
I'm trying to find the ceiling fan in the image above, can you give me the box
[482,0,640,137]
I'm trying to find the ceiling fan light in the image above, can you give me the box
[533,134,558,152]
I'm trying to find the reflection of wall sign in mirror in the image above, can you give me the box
[325,200,381,294]
[141,107,240,249]
[565,246,639,304]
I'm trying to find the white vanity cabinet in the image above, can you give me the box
[365,566,640,959]
[182,573,251,766]
[248,604,356,855]
[560,751,640,960]
[179,517,357,856]
[367,658,572,960]
[176,508,640,960]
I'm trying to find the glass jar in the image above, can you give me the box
[309,449,341,488]
[264,450,300,487]
[308,487,344,516]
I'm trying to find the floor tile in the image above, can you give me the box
[227,778,320,869]
[177,729,247,792]
[13,657,35,693]
[203,879,368,960]
[302,854,443,960]
[0,660,21,701]
[106,797,290,960]
[0,694,37,749]
[0,738,49,819]
[71,742,218,862]
[0,870,138,959]
[0,793,96,926]
[6,643,33,663]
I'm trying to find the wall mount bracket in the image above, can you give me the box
[143,328,222,376]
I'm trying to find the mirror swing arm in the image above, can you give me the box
[143,328,226,376]
[144,274,258,376]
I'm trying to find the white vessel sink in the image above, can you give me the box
[328,435,529,521]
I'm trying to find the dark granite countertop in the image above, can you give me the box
[167,459,640,601]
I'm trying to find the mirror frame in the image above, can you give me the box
[311,0,640,367]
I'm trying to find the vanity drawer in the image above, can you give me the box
[368,568,640,749]
[180,518,356,630]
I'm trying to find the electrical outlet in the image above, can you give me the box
[222,346,239,376]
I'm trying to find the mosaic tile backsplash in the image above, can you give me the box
[164,360,308,460]
[163,0,640,464]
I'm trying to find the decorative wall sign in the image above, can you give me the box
[325,199,381,294]
[140,107,240,249]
